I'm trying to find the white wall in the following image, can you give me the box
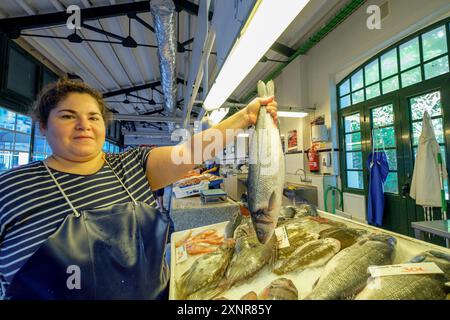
[275,0,450,213]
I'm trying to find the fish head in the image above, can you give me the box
[250,190,280,244]
[251,208,276,244]
[367,233,397,248]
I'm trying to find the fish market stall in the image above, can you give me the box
[169,209,450,300]
[170,195,240,231]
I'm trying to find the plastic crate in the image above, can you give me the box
[172,180,210,199]
[208,179,223,188]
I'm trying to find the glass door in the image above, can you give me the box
[364,95,410,235]
[399,76,450,241]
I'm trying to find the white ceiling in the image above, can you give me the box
[0,0,353,143]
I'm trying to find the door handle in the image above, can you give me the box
[401,182,410,198]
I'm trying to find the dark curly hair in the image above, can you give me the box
[31,78,112,127]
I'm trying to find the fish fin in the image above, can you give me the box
[266,80,275,97]
[257,80,267,98]
[312,275,321,289]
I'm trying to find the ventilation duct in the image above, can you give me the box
[151,0,177,115]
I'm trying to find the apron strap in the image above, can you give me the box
[43,154,138,218]
[103,155,138,205]
[43,161,81,218]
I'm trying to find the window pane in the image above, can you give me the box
[352,89,364,104]
[340,95,351,108]
[32,154,47,162]
[400,37,420,71]
[384,172,398,194]
[346,152,363,170]
[339,79,350,96]
[424,56,449,80]
[345,132,362,151]
[385,149,398,170]
[421,26,447,62]
[34,136,46,153]
[0,108,16,131]
[365,59,379,85]
[0,129,14,150]
[14,152,29,167]
[382,76,399,94]
[373,126,396,148]
[344,114,360,132]
[14,133,31,152]
[351,70,364,91]
[16,114,32,134]
[366,83,380,100]
[381,48,398,79]
[347,171,363,189]
[412,118,444,145]
[372,104,394,127]
[7,47,36,98]
[0,151,13,172]
[410,91,441,121]
[401,67,422,87]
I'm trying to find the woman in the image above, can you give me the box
[0,79,277,300]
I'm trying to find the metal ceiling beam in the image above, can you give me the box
[103,81,162,98]
[113,114,194,124]
[103,78,199,98]
[173,0,214,20]
[0,1,152,35]
[271,42,296,57]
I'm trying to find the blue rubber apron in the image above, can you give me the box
[5,157,170,300]
[367,151,389,227]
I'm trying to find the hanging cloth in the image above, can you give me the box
[410,111,447,209]
[5,156,170,300]
[367,129,389,227]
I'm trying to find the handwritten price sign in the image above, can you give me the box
[368,262,443,277]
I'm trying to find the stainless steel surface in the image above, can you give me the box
[283,182,318,206]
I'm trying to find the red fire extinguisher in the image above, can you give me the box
[308,144,320,172]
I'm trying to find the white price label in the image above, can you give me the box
[368,262,443,277]
[274,226,290,249]
[176,245,188,264]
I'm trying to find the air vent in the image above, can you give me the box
[380,1,389,20]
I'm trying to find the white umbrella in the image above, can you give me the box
[410,111,447,221]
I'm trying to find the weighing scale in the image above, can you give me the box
[200,189,228,204]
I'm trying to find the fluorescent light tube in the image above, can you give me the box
[277,111,308,118]
[203,0,311,111]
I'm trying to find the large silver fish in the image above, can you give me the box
[355,250,450,300]
[176,240,235,300]
[248,80,285,244]
[305,233,397,300]
[273,238,341,275]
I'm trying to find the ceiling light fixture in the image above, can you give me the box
[203,0,310,111]
[277,111,308,118]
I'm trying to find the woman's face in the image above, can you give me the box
[41,93,106,161]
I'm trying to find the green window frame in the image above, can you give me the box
[338,20,450,109]
[343,112,364,190]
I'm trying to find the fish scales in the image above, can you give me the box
[274,238,340,275]
[176,241,235,300]
[356,250,450,300]
[260,278,298,300]
[305,234,396,300]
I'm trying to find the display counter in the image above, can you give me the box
[170,195,240,231]
[169,209,450,300]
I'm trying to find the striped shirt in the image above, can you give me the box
[0,147,157,298]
